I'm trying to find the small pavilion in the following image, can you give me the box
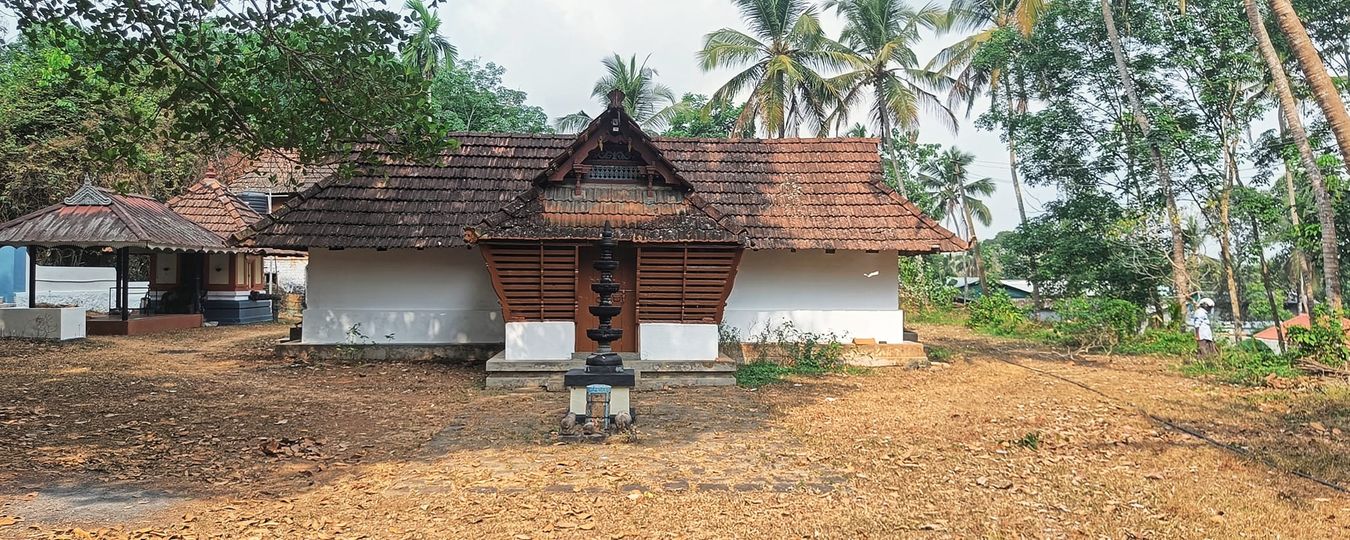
[0,181,258,336]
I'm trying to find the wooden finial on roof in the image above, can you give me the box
[607,88,625,110]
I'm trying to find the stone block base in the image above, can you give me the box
[275,341,503,362]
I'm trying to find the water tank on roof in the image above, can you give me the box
[238,192,270,216]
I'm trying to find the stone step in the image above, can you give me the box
[485,372,737,391]
[485,351,739,390]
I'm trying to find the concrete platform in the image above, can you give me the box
[87,313,203,336]
[486,352,738,390]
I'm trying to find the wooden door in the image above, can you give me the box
[576,245,638,352]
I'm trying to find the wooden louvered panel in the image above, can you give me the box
[482,243,578,321]
[636,245,742,323]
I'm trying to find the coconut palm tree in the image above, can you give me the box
[920,147,995,289]
[698,0,848,137]
[401,0,457,79]
[555,54,680,134]
[1257,0,1343,309]
[933,0,1044,221]
[824,0,955,145]
[1268,0,1350,181]
[934,0,1046,306]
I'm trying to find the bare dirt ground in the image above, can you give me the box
[1,322,1348,539]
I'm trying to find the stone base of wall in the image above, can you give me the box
[732,342,929,369]
[275,341,503,362]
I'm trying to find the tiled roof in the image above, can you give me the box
[239,134,966,253]
[1253,313,1350,341]
[168,174,263,239]
[217,150,338,193]
[0,185,230,252]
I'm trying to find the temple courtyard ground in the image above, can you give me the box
[1,323,1348,539]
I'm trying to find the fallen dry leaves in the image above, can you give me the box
[0,322,1347,539]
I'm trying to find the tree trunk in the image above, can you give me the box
[1235,172,1288,351]
[1269,0,1350,177]
[1004,88,1042,309]
[958,189,988,292]
[1278,113,1315,314]
[1101,0,1191,316]
[1219,140,1244,340]
[876,76,891,148]
[1247,0,1342,309]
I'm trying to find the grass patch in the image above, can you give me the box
[926,344,954,363]
[1014,431,1042,450]
[734,361,793,388]
[1116,329,1196,357]
[1180,349,1301,386]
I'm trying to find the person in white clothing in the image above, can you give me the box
[1189,298,1216,359]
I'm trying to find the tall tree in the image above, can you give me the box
[823,0,955,145]
[663,93,754,138]
[1268,0,1350,181]
[1246,0,1342,309]
[401,0,457,79]
[556,54,679,133]
[937,0,1045,219]
[921,147,996,289]
[698,0,846,137]
[1098,0,1192,316]
[4,1,452,165]
[429,59,550,133]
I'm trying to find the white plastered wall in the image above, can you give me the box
[722,249,904,343]
[301,248,504,344]
[505,321,575,360]
[15,266,149,312]
[638,323,719,360]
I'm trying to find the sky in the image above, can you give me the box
[0,1,1059,238]
[438,0,1058,239]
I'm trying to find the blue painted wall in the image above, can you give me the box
[0,246,27,303]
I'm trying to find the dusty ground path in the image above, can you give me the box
[1,323,1347,538]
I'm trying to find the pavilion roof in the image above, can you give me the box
[168,173,263,239]
[0,183,232,252]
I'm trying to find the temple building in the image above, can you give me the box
[236,90,967,386]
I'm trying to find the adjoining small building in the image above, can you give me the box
[0,179,272,337]
[238,91,967,387]
[1254,313,1350,353]
[215,150,336,294]
[950,277,1037,302]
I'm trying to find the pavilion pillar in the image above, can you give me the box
[118,247,130,321]
[27,245,37,308]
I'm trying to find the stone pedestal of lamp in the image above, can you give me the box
[560,222,636,440]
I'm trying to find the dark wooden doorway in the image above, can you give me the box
[576,245,638,352]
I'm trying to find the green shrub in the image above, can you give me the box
[966,290,1026,333]
[734,321,848,387]
[1051,297,1141,352]
[1181,345,1299,386]
[1287,307,1349,368]
[1117,329,1196,357]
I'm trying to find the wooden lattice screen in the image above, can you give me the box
[481,244,579,321]
[636,245,741,323]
